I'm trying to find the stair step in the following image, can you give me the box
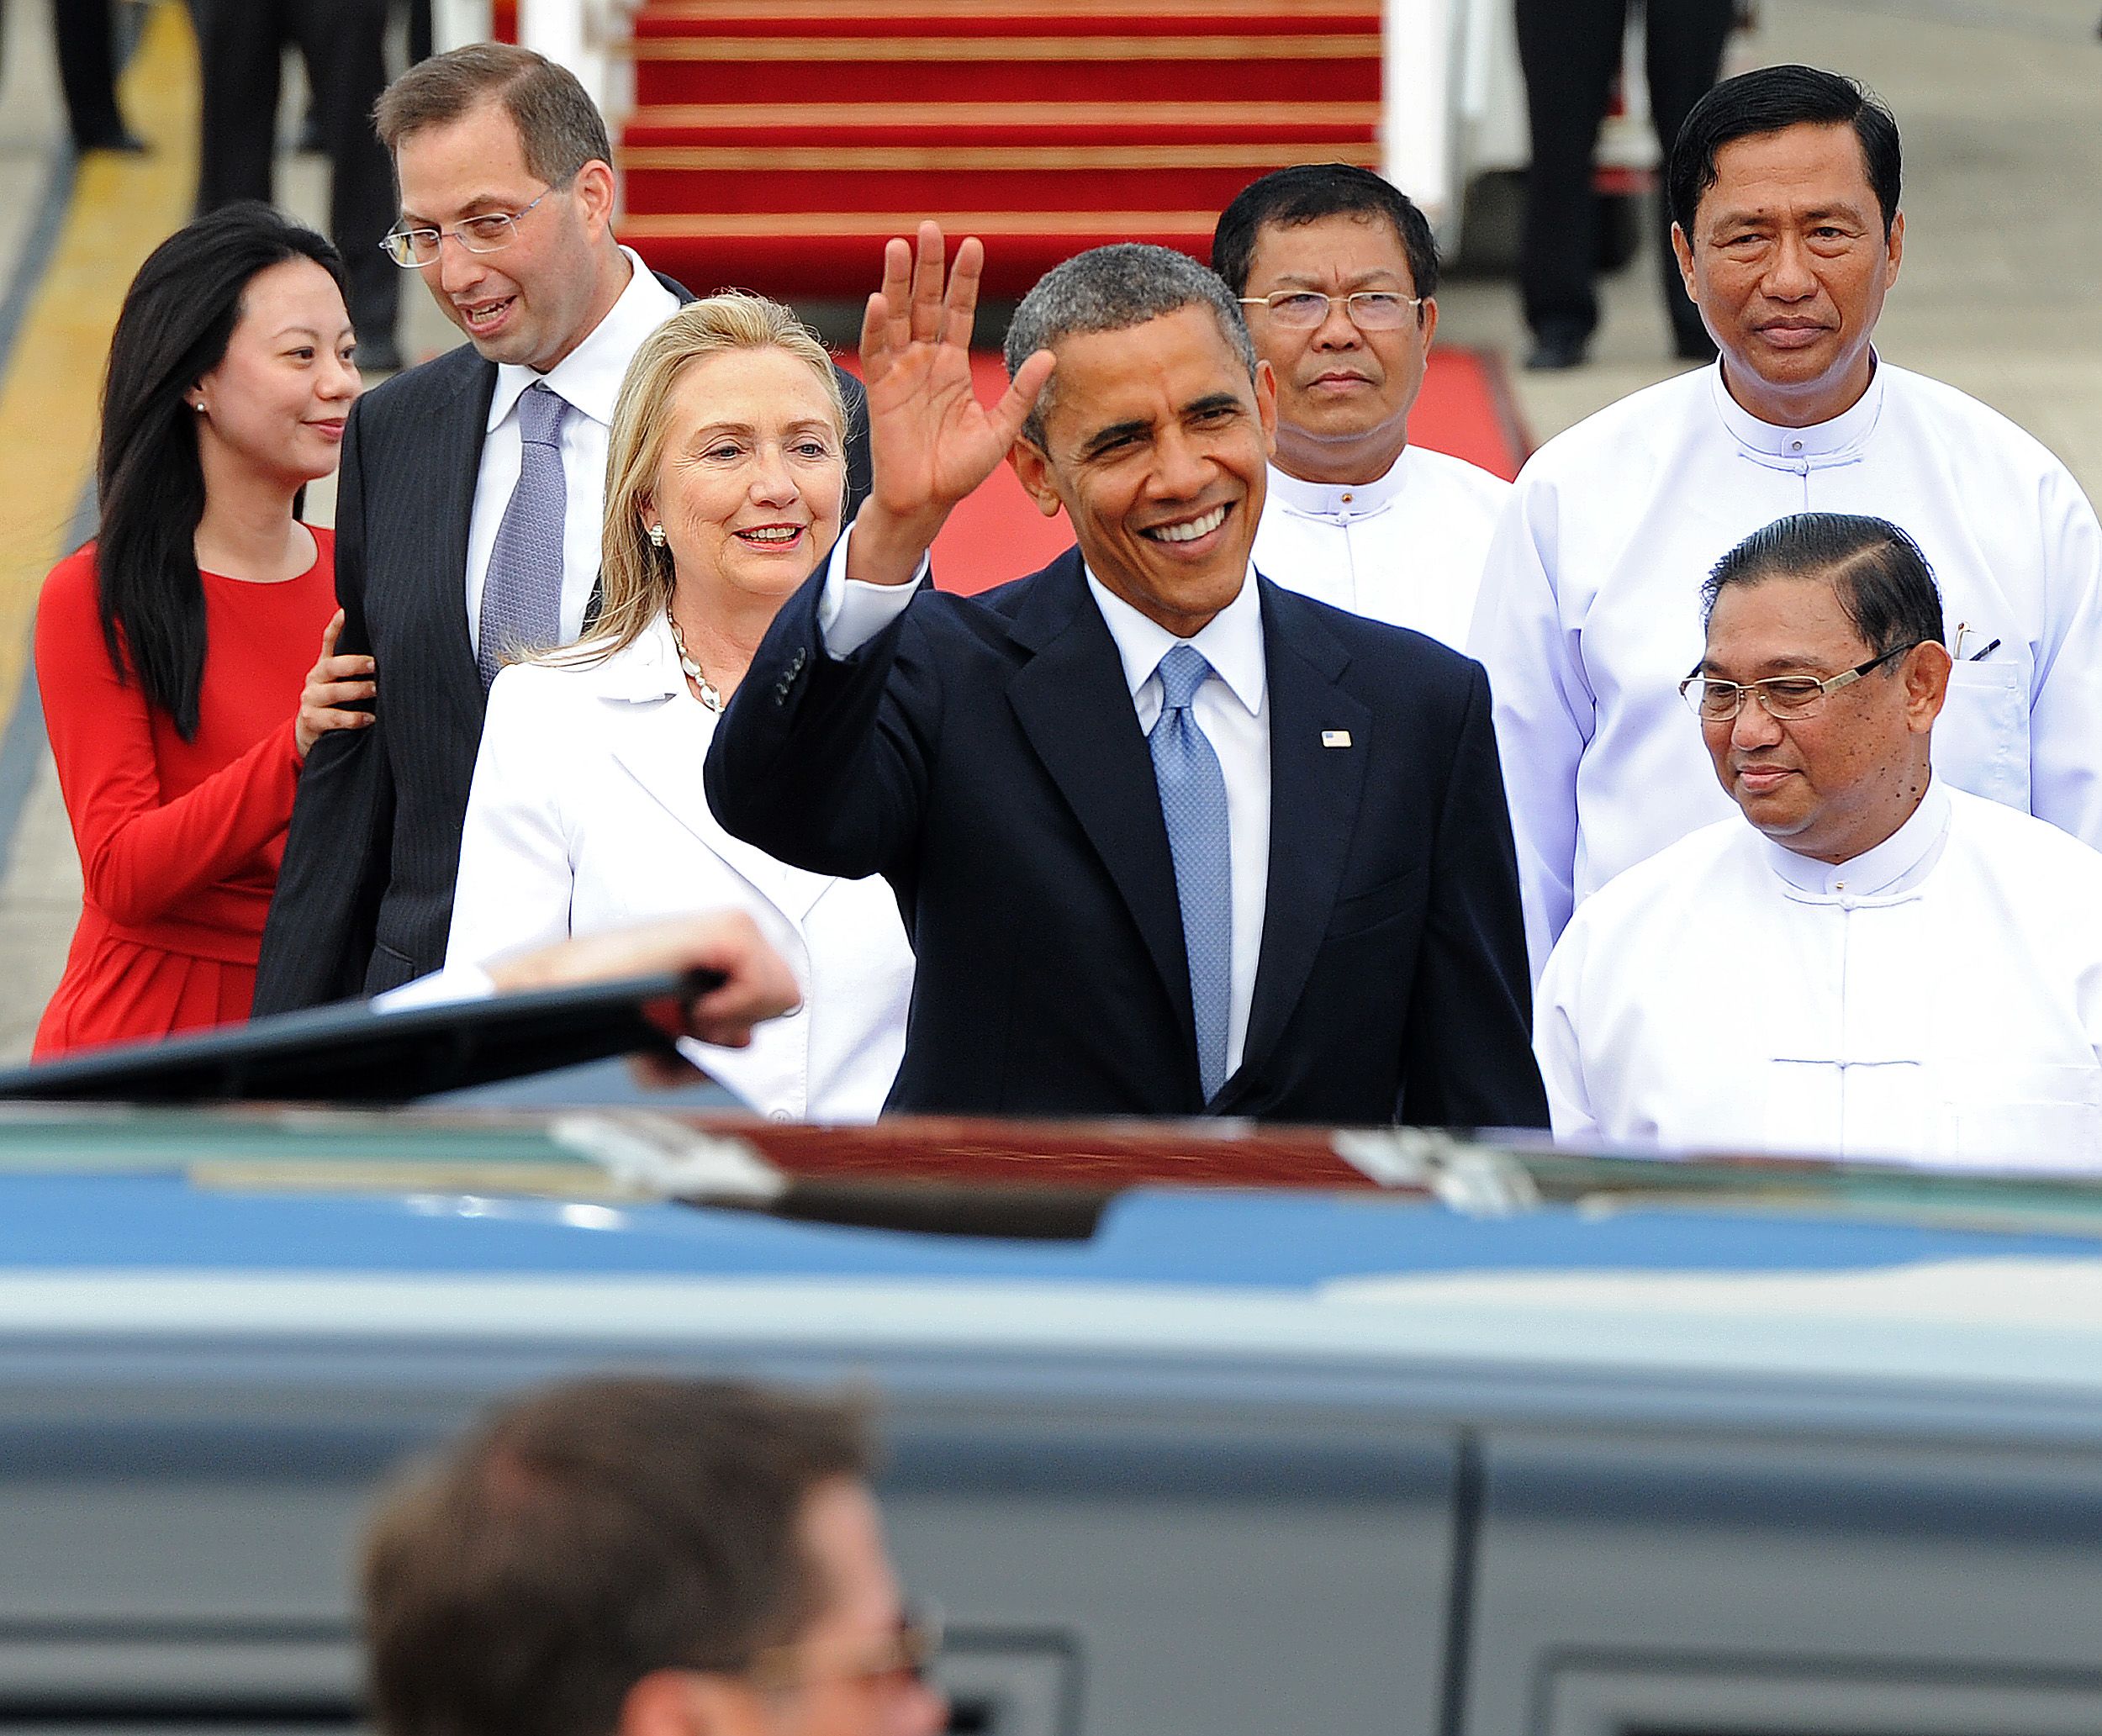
[637,0,1377,18]
[626,165,1371,217]
[624,102,1381,150]
[634,48,1378,107]
[633,3,1376,34]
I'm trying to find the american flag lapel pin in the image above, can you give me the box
[1322,730,1352,748]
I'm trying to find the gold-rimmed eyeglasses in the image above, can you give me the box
[379,187,556,267]
[743,1603,943,1696]
[1679,643,1923,721]
[1235,289,1424,330]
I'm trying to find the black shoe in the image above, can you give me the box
[1525,331,1588,371]
[356,335,404,373]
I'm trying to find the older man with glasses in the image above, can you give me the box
[1212,164,1510,652]
[254,42,872,1015]
[1535,513,2102,1170]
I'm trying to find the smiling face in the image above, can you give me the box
[189,256,361,488]
[1010,304,1275,637]
[1673,121,1903,427]
[642,346,847,614]
[393,98,619,371]
[1699,572,1946,863]
[1238,210,1434,485]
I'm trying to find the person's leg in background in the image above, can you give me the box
[1644,0,1735,361]
[54,0,142,152]
[190,0,283,210]
[291,0,401,370]
[1515,0,1630,370]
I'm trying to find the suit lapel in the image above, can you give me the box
[426,357,497,702]
[599,633,827,926]
[1005,553,1196,1056]
[1235,579,1369,1083]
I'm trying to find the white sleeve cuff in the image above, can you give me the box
[371,963,496,1013]
[816,520,929,657]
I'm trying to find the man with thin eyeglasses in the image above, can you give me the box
[1212,164,1509,652]
[254,43,870,1011]
[1536,513,2102,1170]
[362,1378,945,1736]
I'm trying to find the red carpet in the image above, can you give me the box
[618,0,1381,298]
[843,352,1529,597]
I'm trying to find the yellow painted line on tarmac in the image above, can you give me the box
[0,0,198,727]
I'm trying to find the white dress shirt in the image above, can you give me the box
[464,250,682,655]
[1252,446,1510,650]
[1537,780,2102,1170]
[441,617,915,1121]
[1468,356,2102,977]
[815,526,1271,1075]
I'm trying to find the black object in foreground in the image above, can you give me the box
[0,972,721,1105]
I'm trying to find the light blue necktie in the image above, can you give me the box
[477,381,569,689]
[1149,643,1233,1102]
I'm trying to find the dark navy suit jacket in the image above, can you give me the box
[705,547,1548,1127]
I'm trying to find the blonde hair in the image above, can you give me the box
[551,293,847,667]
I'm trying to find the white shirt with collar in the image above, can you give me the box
[464,249,682,655]
[1252,445,1510,650]
[1536,778,2102,1169]
[1467,355,2102,979]
[437,615,916,1121]
[815,526,1271,1077]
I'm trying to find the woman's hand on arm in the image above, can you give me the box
[848,221,1056,588]
[294,608,375,761]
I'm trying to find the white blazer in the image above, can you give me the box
[447,618,915,1120]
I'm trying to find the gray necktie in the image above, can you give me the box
[477,381,568,689]
[1149,643,1233,1102]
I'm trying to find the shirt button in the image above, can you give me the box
[768,1107,794,1121]
[1341,492,1353,504]
[1789,440,1804,452]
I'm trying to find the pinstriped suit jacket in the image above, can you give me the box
[253,277,873,1010]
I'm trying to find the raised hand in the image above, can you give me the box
[849,222,1056,587]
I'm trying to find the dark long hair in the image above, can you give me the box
[94,203,347,738]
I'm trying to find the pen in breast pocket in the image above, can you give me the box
[1968,638,2002,662]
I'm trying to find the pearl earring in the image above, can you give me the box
[646,524,667,548]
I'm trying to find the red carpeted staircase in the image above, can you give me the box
[615,0,1384,299]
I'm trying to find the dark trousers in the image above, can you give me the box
[55,0,129,148]
[189,0,399,346]
[1516,0,1732,355]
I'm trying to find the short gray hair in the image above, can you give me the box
[1004,243,1258,446]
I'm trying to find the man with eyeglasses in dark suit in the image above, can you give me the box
[254,44,870,1014]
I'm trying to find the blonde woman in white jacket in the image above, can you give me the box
[446,294,912,1121]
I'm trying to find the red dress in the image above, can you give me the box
[33,530,336,1058]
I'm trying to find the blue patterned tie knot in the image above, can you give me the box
[478,382,570,689]
[517,380,566,448]
[1149,643,1233,1104]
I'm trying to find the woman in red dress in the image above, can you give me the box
[34,204,378,1058]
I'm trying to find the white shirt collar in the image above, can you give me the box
[1708,349,1887,466]
[1263,448,1410,524]
[1761,773,1951,899]
[486,247,681,432]
[1085,562,1267,718]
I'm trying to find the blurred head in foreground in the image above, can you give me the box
[362,1378,943,1736]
